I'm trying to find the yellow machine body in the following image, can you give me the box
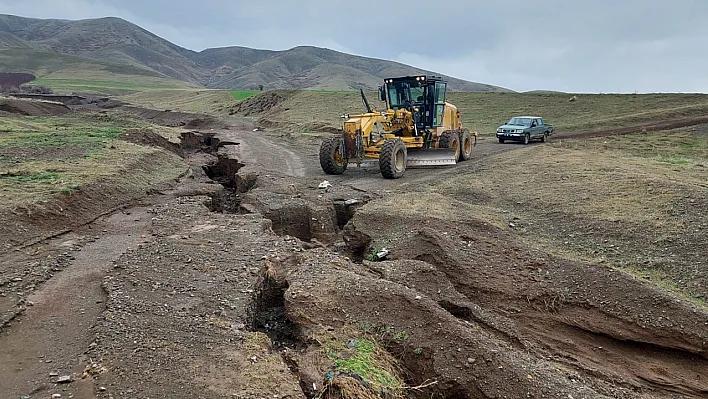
[319,75,477,178]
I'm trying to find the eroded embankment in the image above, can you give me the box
[7,125,705,399]
[308,200,708,398]
[239,172,708,399]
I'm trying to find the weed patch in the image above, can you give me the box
[230,90,260,101]
[1,171,59,182]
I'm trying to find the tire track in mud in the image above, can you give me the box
[559,114,708,139]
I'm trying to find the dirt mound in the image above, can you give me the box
[119,129,184,156]
[229,91,294,116]
[116,106,224,129]
[0,98,71,116]
[268,252,612,399]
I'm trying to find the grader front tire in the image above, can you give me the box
[319,136,348,175]
[439,131,461,161]
[379,138,407,179]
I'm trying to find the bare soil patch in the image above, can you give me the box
[0,144,88,161]
[112,106,225,129]
[118,128,184,156]
[228,91,294,116]
[560,114,708,139]
[0,98,71,116]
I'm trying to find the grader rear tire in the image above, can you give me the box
[319,136,348,175]
[439,131,461,161]
[379,138,407,179]
[458,129,473,161]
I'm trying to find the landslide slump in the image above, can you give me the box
[335,202,708,398]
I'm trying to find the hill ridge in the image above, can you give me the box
[0,13,512,92]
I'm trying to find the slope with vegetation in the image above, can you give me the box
[222,90,708,136]
[0,14,508,93]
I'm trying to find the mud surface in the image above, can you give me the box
[1,112,707,399]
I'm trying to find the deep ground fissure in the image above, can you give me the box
[201,155,247,214]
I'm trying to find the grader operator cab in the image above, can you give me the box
[319,75,476,179]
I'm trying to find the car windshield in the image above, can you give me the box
[507,117,533,126]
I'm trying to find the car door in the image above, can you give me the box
[534,118,543,137]
[530,119,539,137]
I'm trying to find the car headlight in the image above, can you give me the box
[497,128,503,133]
[515,129,524,133]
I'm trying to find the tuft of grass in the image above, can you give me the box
[59,183,81,195]
[2,172,59,182]
[230,90,260,101]
[333,338,401,388]
[364,243,387,262]
[316,327,405,398]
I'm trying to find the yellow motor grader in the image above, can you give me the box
[319,75,476,179]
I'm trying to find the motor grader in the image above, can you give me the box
[319,75,476,179]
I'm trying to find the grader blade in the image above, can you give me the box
[405,148,458,167]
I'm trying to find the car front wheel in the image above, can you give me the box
[523,133,530,145]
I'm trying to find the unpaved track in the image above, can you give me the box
[219,129,307,177]
[0,208,154,398]
[301,136,523,192]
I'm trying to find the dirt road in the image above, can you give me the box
[0,121,706,399]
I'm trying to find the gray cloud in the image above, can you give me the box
[1,0,706,92]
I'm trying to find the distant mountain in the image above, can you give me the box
[0,14,511,92]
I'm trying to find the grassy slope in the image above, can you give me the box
[118,89,708,138]
[120,89,260,114]
[0,112,186,209]
[0,48,193,95]
[1,15,507,92]
[450,92,708,134]
[220,91,708,136]
[432,128,708,305]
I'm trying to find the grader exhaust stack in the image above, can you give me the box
[319,75,476,179]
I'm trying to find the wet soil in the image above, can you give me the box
[0,111,706,399]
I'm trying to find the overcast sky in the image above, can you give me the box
[1,0,706,93]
